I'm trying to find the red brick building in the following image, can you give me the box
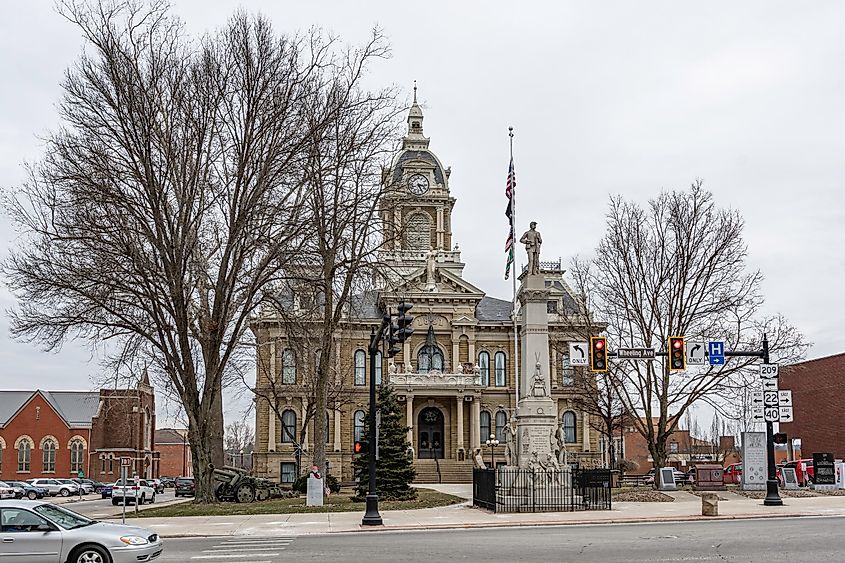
[0,390,98,480]
[155,428,192,478]
[779,353,845,460]
[0,377,159,482]
[623,418,739,473]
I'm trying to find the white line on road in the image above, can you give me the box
[204,548,287,553]
[190,554,279,559]
[218,540,292,545]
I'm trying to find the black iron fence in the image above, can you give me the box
[473,467,612,513]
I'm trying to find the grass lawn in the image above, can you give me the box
[131,488,464,518]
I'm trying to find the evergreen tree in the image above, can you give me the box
[353,384,417,500]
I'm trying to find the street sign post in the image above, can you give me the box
[708,341,725,365]
[779,406,794,423]
[687,342,705,365]
[616,347,656,359]
[778,390,793,407]
[120,465,128,524]
[569,342,588,366]
[751,406,764,421]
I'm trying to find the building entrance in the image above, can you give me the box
[417,407,444,459]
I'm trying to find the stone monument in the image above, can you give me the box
[514,223,556,469]
[740,431,767,491]
[306,465,324,507]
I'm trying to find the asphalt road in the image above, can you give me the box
[55,489,185,519]
[159,516,845,562]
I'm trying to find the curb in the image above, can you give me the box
[150,510,821,538]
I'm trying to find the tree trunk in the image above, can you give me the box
[188,423,219,503]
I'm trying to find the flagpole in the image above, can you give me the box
[509,126,520,407]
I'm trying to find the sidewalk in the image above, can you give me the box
[108,486,845,538]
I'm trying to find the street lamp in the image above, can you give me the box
[485,433,499,469]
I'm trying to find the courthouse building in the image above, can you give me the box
[251,94,600,484]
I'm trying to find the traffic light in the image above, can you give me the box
[773,432,788,445]
[669,336,685,371]
[353,440,369,455]
[590,336,607,372]
[396,302,414,342]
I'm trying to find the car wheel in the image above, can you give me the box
[60,488,70,497]
[27,491,37,500]
[139,494,145,505]
[112,498,119,506]
[71,543,111,563]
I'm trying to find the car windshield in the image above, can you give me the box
[177,478,193,484]
[34,504,95,530]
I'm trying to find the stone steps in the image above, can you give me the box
[413,459,474,484]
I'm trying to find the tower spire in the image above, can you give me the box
[413,80,417,103]
[404,81,428,149]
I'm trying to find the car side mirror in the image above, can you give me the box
[36,524,55,532]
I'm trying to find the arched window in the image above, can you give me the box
[405,212,432,250]
[561,352,574,386]
[70,440,85,473]
[144,407,152,450]
[42,439,57,473]
[562,411,577,444]
[417,345,444,374]
[480,411,492,442]
[281,410,296,443]
[354,410,366,443]
[494,351,507,386]
[354,350,366,385]
[374,351,383,385]
[282,349,296,384]
[17,440,31,472]
[495,411,507,442]
[478,351,490,386]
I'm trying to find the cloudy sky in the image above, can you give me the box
[1,1,843,424]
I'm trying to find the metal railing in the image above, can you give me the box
[473,467,612,513]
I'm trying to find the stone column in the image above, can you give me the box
[302,397,309,446]
[406,395,414,455]
[403,340,411,371]
[582,411,591,451]
[470,396,480,450]
[267,400,276,451]
[333,409,342,452]
[267,341,277,451]
[456,396,465,456]
[394,207,402,250]
[452,337,460,372]
[436,207,444,249]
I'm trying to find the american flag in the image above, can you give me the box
[504,157,516,279]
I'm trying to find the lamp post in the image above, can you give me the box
[485,433,499,469]
[362,302,414,527]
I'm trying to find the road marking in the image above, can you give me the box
[218,540,292,545]
[190,554,280,560]
[203,548,287,553]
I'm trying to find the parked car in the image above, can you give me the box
[100,483,114,499]
[4,481,46,500]
[71,478,100,494]
[149,479,165,494]
[0,482,19,499]
[0,499,163,563]
[174,477,195,497]
[27,478,80,497]
[111,479,156,506]
[723,463,742,484]
[59,478,93,495]
[160,477,176,488]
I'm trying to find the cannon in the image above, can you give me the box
[212,465,282,503]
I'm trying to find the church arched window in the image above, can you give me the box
[494,351,507,386]
[405,212,432,250]
[562,411,577,444]
[478,351,490,386]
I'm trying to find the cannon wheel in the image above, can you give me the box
[235,483,256,503]
[215,483,232,502]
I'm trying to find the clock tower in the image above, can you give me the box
[380,84,465,282]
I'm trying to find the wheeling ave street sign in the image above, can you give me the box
[617,347,656,359]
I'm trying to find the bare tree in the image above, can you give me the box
[3,2,390,501]
[570,182,808,473]
[225,420,255,454]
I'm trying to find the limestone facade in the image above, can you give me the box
[250,92,601,484]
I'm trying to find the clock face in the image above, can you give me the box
[408,174,429,195]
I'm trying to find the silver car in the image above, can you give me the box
[0,499,163,562]
[26,479,79,497]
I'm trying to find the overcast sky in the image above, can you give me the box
[1,1,843,426]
